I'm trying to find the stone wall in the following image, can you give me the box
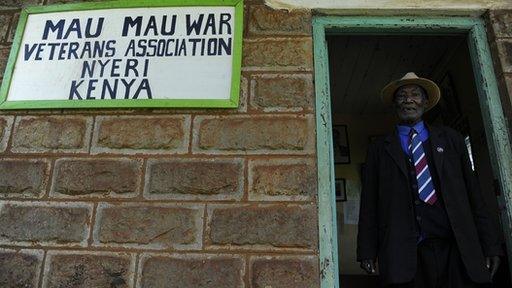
[487,10,512,136]
[0,1,320,287]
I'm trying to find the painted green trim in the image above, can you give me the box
[467,21,512,278]
[313,17,340,288]
[25,0,242,14]
[0,0,243,110]
[313,16,512,287]
[315,16,480,32]
[0,99,236,109]
[229,0,244,109]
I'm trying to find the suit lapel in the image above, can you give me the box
[384,130,408,178]
[427,125,445,182]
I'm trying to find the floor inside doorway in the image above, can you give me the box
[327,34,511,288]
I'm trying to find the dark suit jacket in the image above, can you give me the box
[357,125,502,284]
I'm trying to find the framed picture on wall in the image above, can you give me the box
[335,178,347,202]
[332,125,350,164]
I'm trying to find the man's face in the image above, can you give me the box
[393,84,429,124]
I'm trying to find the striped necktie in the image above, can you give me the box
[409,128,437,205]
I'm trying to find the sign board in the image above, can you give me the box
[0,0,243,109]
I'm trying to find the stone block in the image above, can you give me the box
[207,204,317,249]
[51,158,142,198]
[242,38,313,70]
[92,115,190,154]
[0,249,43,288]
[235,74,249,113]
[11,116,92,153]
[248,158,316,201]
[489,10,512,38]
[43,251,135,288]
[248,5,311,36]
[94,203,203,250]
[138,253,244,288]
[0,201,92,246]
[145,158,244,201]
[496,73,512,119]
[250,73,314,112]
[250,255,319,288]
[0,13,12,42]
[0,45,10,79]
[0,158,50,198]
[495,39,512,74]
[7,12,18,42]
[0,115,13,153]
[504,73,512,103]
[0,0,39,7]
[194,115,315,155]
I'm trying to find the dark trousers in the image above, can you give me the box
[386,238,480,288]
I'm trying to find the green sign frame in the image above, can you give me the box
[0,0,243,110]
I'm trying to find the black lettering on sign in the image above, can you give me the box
[24,44,38,61]
[57,43,68,60]
[122,15,176,37]
[47,43,59,60]
[219,13,232,34]
[86,79,98,99]
[69,80,84,100]
[110,59,121,77]
[101,79,118,99]
[203,14,216,35]
[186,14,204,35]
[81,60,95,78]
[186,13,232,36]
[64,19,82,39]
[71,78,153,100]
[125,59,139,77]
[133,79,152,99]
[121,79,136,99]
[42,19,65,40]
[188,38,201,55]
[42,18,104,40]
[35,43,46,60]
[122,16,142,37]
[161,15,177,36]
[219,38,231,55]
[97,59,111,77]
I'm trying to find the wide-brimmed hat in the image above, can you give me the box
[381,72,441,111]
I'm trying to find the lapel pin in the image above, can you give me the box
[437,147,444,153]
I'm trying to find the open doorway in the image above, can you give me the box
[327,33,511,287]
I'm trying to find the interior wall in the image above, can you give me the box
[333,113,396,275]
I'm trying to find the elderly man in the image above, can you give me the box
[357,72,502,287]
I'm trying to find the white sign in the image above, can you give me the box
[1,4,242,109]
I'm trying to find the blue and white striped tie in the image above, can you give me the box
[409,129,437,205]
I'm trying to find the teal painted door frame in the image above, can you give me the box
[313,16,512,288]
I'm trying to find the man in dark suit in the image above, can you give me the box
[357,72,502,287]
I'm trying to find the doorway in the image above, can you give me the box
[329,34,511,287]
[313,17,512,288]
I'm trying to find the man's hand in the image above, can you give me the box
[360,259,376,274]
[485,256,500,279]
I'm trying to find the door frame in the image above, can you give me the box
[313,16,512,288]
